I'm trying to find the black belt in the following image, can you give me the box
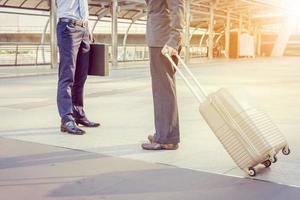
[59,18,88,28]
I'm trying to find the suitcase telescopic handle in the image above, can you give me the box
[175,54,208,98]
[163,51,208,104]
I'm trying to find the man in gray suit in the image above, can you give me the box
[142,0,184,150]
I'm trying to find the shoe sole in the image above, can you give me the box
[60,127,86,135]
[141,143,179,151]
[76,122,100,128]
[161,146,179,150]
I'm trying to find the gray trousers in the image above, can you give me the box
[149,47,180,144]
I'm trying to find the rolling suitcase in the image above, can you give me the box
[163,52,290,176]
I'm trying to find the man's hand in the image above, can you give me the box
[161,45,178,57]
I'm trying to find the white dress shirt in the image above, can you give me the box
[56,0,89,22]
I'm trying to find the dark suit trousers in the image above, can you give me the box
[56,21,90,123]
[149,47,180,144]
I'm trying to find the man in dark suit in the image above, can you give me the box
[56,0,100,135]
[142,0,184,150]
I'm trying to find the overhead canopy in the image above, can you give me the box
[190,0,293,29]
[0,0,146,20]
[0,0,294,29]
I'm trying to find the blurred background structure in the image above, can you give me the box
[0,0,300,68]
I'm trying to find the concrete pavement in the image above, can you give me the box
[1,57,300,199]
[1,138,300,200]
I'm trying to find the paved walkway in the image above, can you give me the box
[0,58,236,78]
[1,57,300,199]
[0,65,56,78]
[1,138,300,200]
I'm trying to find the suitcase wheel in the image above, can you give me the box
[268,155,278,163]
[271,155,278,163]
[282,147,291,155]
[262,160,272,168]
[248,167,256,177]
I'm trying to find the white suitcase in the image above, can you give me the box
[163,52,290,176]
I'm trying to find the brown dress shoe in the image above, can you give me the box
[160,143,179,150]
[141,142,178,150]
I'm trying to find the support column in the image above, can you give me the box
[50,0,58,69]
[184,0,190,63]
[123,21,134,61]
[225,11,230,59]
[111,0,118,68]
[41,18,50,63]
[199,31,207,47]
[91,9,110,34]
[238,15,243,57]
[208,4,214,60]
[271,16,296,57]
[257,30,262,56]
[248,16,251,32]
[122,11,146,61]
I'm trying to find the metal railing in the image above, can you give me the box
[0,42,51,66]
[116,44,149,62]
[0,42,207,67]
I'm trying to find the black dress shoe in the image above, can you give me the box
[61,121,86,135]
[75,118,100,127]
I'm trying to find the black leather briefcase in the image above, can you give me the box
[88,43,109,76]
